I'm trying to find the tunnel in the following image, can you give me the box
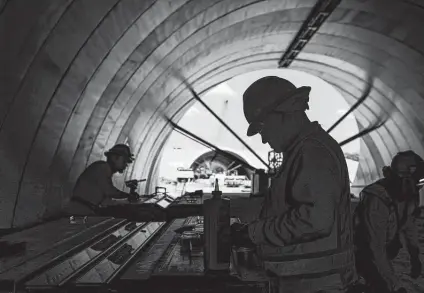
[1,0,424,232]
[190,150,252,178]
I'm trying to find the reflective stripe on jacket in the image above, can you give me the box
[247,122,355,282]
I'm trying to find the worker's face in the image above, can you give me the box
[259,113,298,153]
[110,155,129,173]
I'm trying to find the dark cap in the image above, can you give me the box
[243,76,311,137]
[104,144,135,163]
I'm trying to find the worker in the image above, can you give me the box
[231,76,355,293]
[64,144,140,216]
[353,151,424,293]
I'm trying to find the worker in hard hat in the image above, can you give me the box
[231,76,355,292]
[353,151,424,293]
[64,144,140,216]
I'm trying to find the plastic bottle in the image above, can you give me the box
[203,179,231,271]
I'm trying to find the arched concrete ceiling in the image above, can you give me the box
[1,0,424,228]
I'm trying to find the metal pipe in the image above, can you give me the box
[228,164,243,173]
[172,117,385,169]
[338,119,386,147]
[327,76,374,134]
[158,53,267,168]
[186,87,270,169]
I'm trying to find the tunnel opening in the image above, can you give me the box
[156,68,361,197]
[189,150,252,179]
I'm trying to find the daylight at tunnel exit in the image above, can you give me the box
[1,1,424,293]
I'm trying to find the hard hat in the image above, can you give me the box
[390,150,424,178]
[104,144,135,163]
[243,76,311,136]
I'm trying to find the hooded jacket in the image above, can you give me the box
[247,122,355,286]
[354,179,420,291]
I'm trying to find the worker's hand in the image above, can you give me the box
[231,222,255,248]
[127,192,140,202]
[410,258,422,279]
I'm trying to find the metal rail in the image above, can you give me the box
[186,86,269,169]
[278,0,341,68]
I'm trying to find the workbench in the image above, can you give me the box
[98,193,264,223]
[0,216,268,293]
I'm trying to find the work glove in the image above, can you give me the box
[127,192,140,202]
[231,222,255,248]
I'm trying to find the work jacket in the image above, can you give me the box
[247,122,355,286]
[64,161,128,215]
[354,180,420,291]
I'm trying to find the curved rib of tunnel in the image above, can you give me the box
[190,150,253,179]
[1,0,424,229]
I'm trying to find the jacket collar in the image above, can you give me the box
[283,121,322,155]
[273,122,321,177]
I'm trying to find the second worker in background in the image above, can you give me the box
[64,144,140,216]
[353,151,424,293]
[231,76,356,293]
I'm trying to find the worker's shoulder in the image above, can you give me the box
[299,132,341,161]
[361,180,393,207]
[85,160,110,174]
[361,180,387,196]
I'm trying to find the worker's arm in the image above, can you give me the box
[402,202,420,255]
[363,195,400,291]
[98,167,129,200]
[247,145,339,246]
[106,179,130,199]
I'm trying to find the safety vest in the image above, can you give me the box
[257,126,355,279]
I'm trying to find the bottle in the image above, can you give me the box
[203,179,231,272]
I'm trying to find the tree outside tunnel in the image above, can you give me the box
[157,68,361,190]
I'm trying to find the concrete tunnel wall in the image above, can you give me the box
[1,0,424,229]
